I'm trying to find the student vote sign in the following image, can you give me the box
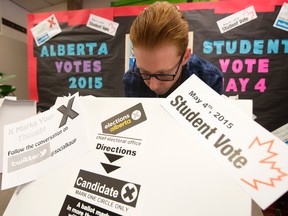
[161,75,288,210]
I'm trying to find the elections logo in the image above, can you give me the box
[101,103,147,135]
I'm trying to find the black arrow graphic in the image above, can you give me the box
[104,153,123,163]
[101,163,121,174]
[100,153,123,174]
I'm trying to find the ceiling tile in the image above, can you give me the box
[10,0,67,12]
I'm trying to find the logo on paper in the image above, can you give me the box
[57,97,79,128]
[74,170,141,207]
[241,137,288,190]
[101,103,147,135]
[275,20,288,31]
[7,143,50,173]
[48,16,56,28]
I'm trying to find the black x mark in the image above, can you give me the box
[123,186,135,200]
[57,97,79,128]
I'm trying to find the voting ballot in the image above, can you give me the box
[3,95,251,216]
[3,75,288,215]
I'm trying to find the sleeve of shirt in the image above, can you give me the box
[210,72,224,95]
[123,70,133,97]
[189,54,224,95]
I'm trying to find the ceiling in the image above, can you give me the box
[10,0,67,12]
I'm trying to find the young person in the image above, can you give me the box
[123,1,223,97]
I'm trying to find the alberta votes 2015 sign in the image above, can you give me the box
[27,0,288,132]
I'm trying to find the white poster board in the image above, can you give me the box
[161,75,288,210]
[3,97,251,216]
[1,95,91,189]
[0,99,36,173]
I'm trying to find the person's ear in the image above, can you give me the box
[182,48,191,64]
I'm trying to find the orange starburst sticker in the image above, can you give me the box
[241,137,288,190]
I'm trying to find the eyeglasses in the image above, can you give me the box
[132,53,185,81]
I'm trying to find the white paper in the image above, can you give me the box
[161,75,288,209]
[30,14,62,46]
[272,123,288,144]
[217,6,257,33]
[273,2,288,31]
[0,99,36,173]
[87,14,119,36]
[1,95,91,189]
[0,96,16,108]
[4,97,251,216]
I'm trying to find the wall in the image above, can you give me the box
[0,0,28,99]
[0,36,28,99]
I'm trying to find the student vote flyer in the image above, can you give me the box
[3,97,251,216]
[161,75,288,210]
[1,94,91,189]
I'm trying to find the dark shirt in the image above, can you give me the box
[123,54,223,97]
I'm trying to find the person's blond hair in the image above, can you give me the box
[130,1,189,55]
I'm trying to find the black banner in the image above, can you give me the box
[28,1,288,132]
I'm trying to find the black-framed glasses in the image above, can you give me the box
[132,53,185,82]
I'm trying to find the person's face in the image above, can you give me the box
[133,44,190,95]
